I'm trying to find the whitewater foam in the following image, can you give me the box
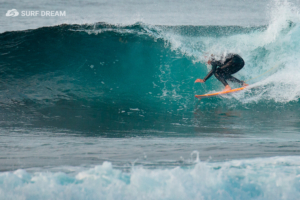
[1,156,300,200]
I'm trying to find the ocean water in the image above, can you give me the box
[1,0,300,199]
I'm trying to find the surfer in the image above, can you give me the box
[195,54,248,92]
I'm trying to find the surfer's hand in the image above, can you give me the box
[243,82,249,86]
[195,79,204,83]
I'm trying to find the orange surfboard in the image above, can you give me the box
[195,86,247,99]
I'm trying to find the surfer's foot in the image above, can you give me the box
[222,85,232,92]
[242,82,249,86]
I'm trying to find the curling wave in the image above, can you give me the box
[0,1,299,132]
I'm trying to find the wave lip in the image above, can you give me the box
[1,156,300,200]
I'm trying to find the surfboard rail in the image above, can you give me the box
[195,86,247,99]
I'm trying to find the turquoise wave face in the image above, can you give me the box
[0,23,202,132]
[1,156,300,200]
[0,5,300,134]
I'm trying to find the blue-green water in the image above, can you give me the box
[1,0,300,199]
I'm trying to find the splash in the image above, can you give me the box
[146,0,300,103]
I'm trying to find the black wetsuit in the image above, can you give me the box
[203,54,245,86]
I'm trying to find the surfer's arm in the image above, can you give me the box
[202,64,217,82]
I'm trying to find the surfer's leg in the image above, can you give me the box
[226,75,245,86]
[214,69,228,86]
[214,69,232,92]
[227,74,249,86]
[220,56,247,87]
